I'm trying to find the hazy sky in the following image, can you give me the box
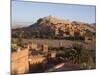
[12,1,96,26]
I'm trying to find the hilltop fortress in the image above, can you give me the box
[12,16,96,40]
[39,16,95,37]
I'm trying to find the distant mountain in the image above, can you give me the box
[12,25,29,29]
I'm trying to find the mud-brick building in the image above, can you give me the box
[29,54,46,64]
[43,43,48,53]
[50,51,57,58]
[31,43,37,50]
[11,48,29,74]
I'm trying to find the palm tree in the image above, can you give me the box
[17,31,24,46]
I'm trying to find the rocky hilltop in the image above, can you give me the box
[12,16,96,39]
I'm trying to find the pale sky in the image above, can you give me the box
[12,0,96,26]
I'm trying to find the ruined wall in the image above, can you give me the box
[29,54,46,64]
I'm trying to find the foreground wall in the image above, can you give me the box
[11,48,29,74]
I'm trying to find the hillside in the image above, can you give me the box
[12,16,96,39]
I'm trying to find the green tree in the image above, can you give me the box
[72,43,83,63]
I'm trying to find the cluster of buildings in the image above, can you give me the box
[42,16,95,38]
[42,16,87,37]
[11,42,57,74]
[11,16,96,74]
[11,38,95,74]
[53,22,88,37]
